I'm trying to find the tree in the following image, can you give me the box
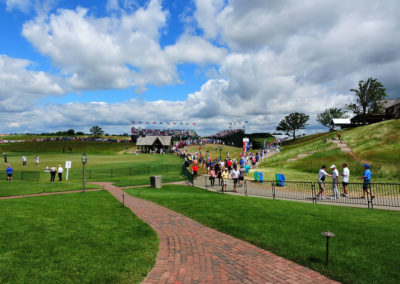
[66,129,75,135]
[276,112,310,140]
[317,108,347,129]
[90,126,104,138]
[346,78,387,125]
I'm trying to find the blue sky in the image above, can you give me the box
[0,0,399,135]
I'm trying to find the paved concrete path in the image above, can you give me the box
[94,182,336,284]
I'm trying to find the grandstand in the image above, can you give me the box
[131,127,198,142]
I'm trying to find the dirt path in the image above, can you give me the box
[331,139,371,164]
[94,182,336,284]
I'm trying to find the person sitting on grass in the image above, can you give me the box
[221,168,229,192]
[6,164,13,181]
[357,164,374,199]
[317,165,331,199]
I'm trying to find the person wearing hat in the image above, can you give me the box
[50,165,57,182]
[357,164,374,199]
[57,165,64,181]
[317,165,332,199]
[331,165,340,199]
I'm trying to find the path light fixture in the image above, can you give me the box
[81,152,87,193]
[321,230,335,266]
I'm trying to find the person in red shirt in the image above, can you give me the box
[192,164,198,179]
[227,159,233,172]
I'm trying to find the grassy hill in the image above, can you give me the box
[259,119,400,183]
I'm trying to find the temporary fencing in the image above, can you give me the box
[194,175,400,209]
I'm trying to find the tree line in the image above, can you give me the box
[276,77,388,140]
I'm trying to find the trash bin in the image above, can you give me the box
[275,173,285,186]
[244,165,251,173]
[150,175,162,188]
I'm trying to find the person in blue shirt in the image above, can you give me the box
[357,164,374,199]
[6,164,13,181]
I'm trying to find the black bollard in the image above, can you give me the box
[321,231,335,266]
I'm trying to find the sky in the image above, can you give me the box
[0,0,399,136]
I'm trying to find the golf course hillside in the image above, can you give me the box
[259,119,400,183]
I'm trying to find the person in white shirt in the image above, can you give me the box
[341,163,350,197]
[35,155,39,167]
[317,165,331,199]
[331,165,339,199]
[231,167,240,192]
[57,165,64,181]
[22,156,27,167]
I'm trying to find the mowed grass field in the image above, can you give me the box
[259,120,400,183]
[0,191,158,283]
[0,141,184,196]
[125,185,400,284]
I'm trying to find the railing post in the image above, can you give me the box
[369,184,374,209]
[272,181,276,199]
[244,180,248,196]
[312,182,317,204]
[205,175,208,189]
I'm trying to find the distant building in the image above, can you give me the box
[385,99,400,119]
[136,136,172,153]
[331,118,352,130]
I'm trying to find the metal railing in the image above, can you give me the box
[193,175,400,209]
[0,170,40,182]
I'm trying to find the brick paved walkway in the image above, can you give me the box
[95,182,337,284]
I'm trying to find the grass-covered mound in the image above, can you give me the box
[0,191,158,283]
[260,119,400,182]
[125,185,400,284]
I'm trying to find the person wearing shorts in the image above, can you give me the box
[317,165,331,199]
[6,164,13,181]
[239,165,245,187]
[221,168,229,192]
[341,163,350,197]
[231,166,239,192]
[357,164,374,199]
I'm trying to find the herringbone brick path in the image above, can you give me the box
[95,182,337,284]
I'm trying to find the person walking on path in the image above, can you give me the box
[221,168,229,192]
[341,163,350,197]
[192,164,198,179]
[50,165,57,182]
[338,131,342,141]
[239,164,246,187]
[331,165,340,199]
[22,156,27,167]
[357,164,374,199]
[231,166,239,192]
[35,155,39,167]
[317,165,331,199]
[209,166,216,187]
[3,153,7,164]
[57,165,64,181]
[6,164,13,181]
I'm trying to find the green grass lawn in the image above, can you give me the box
[0,153,184,184]
[0,180,100,197]
[125,185,400,284]
[0,191,158,283]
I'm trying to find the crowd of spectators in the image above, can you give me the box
[131,127,197,138]
[211,129,244,138]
